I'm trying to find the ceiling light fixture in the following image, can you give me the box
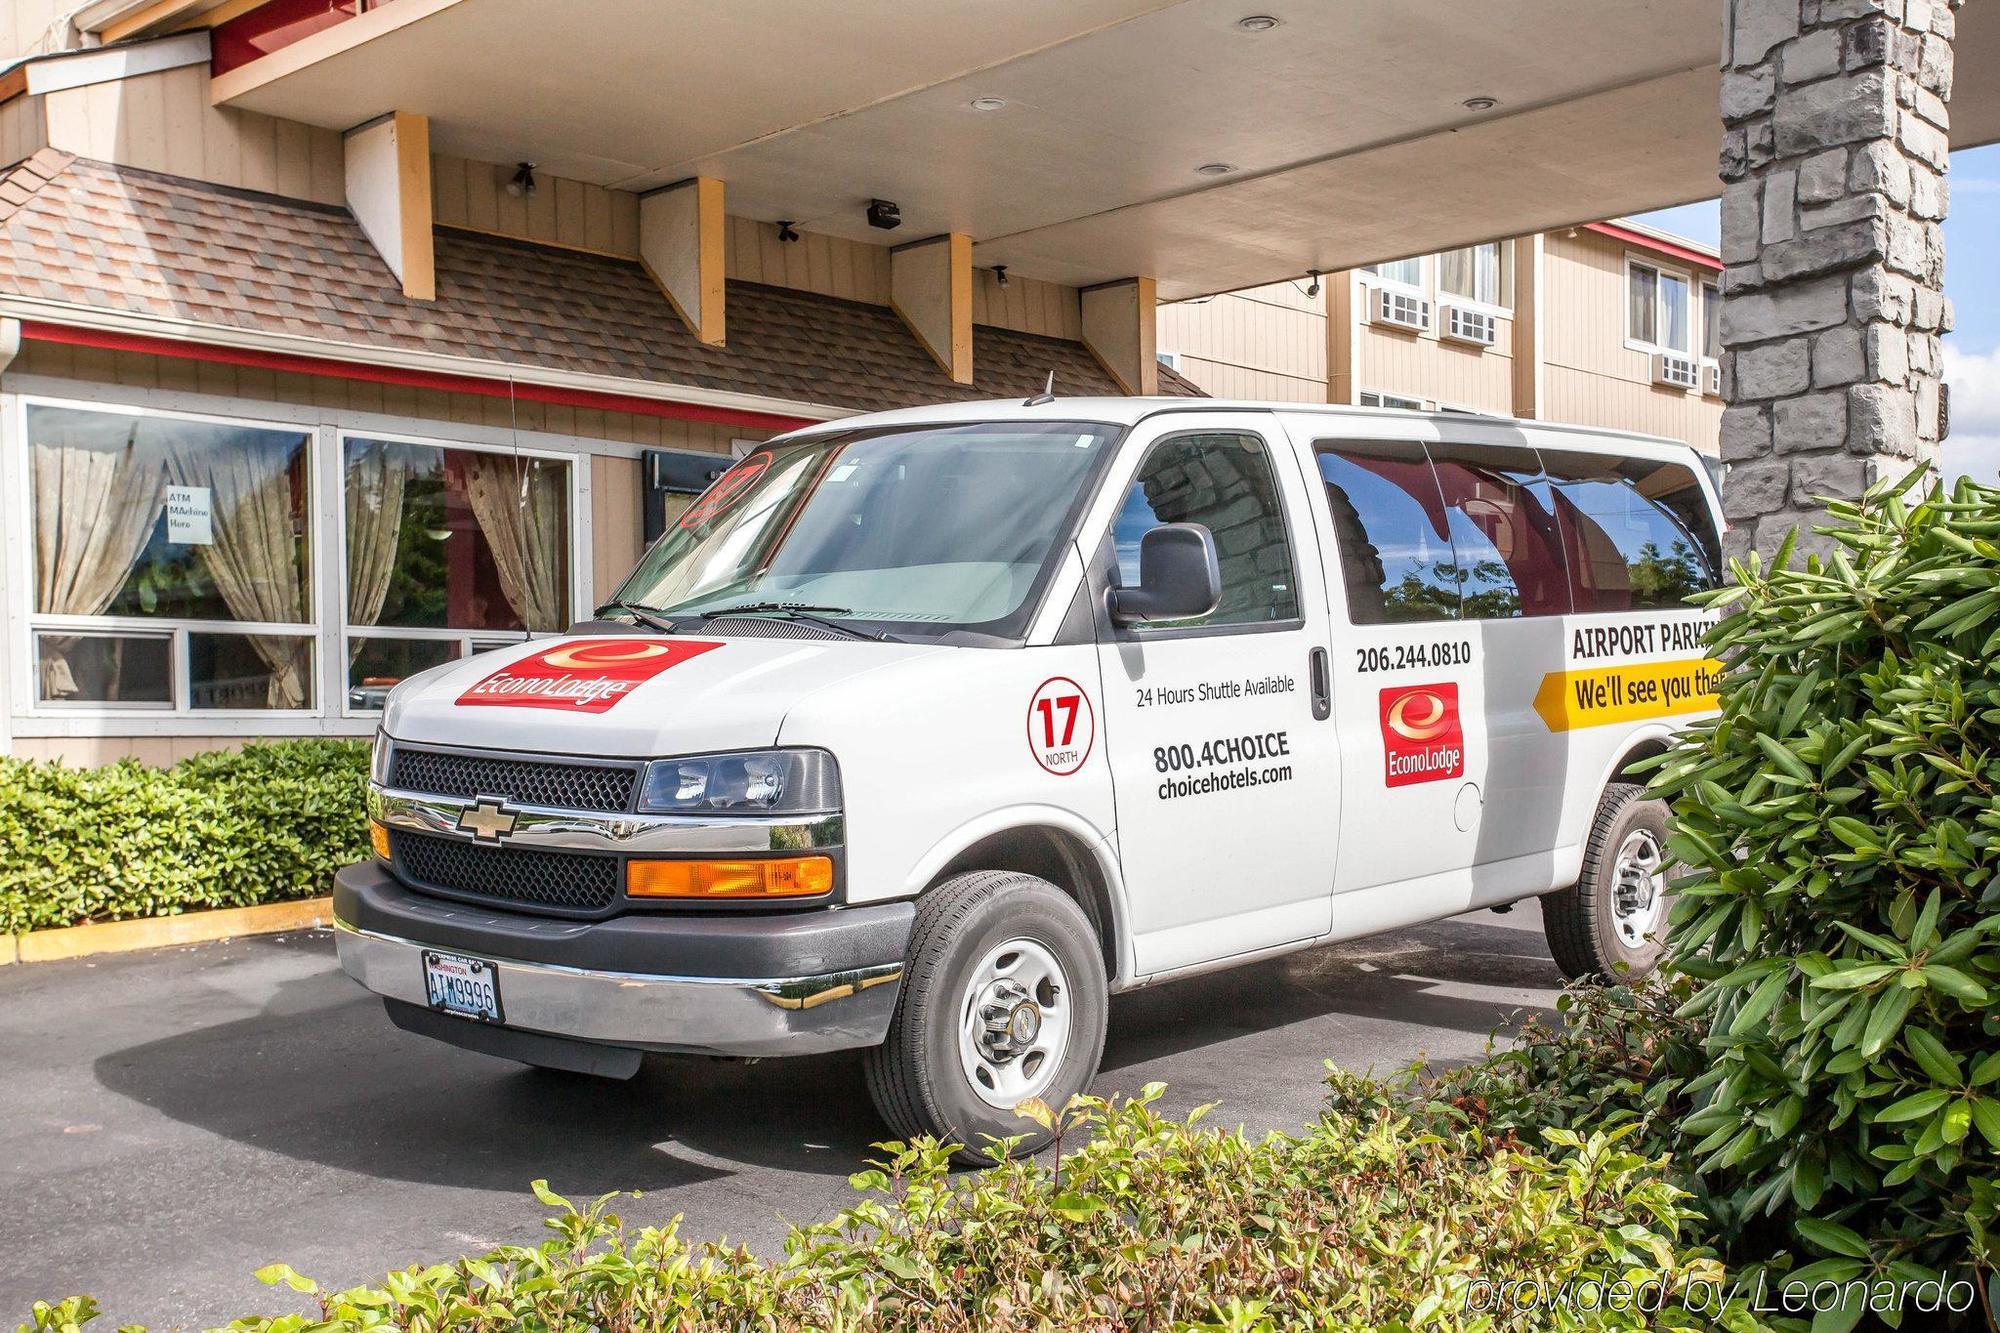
[505,162,538,198]
[1195,162,1236,177]
[1236,14,1280,31]
[970,96,1007,111]
[1462,96,1498,111]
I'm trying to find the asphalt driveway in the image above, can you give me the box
[0,902,1561,1328]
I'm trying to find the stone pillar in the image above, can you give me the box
[1717,0,1956,561]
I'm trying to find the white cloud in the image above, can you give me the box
[1943,343,2000,484]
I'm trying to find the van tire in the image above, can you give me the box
[1543,783,1672,982]
[864,870,1108,1167]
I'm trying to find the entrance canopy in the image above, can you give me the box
[215,0,2000,300]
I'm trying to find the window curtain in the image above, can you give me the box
[1439,247,1473,300]
[166,436,310,708]
[31,421,166,698]
[461,453,569,633]
[345,442,412,660]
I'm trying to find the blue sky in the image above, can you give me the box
[1632,143,2000,484]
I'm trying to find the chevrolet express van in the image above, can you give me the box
[335,398,1725,1158]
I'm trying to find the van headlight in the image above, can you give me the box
[638,748,841,815]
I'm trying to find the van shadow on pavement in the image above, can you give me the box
[90,909,1559,1190]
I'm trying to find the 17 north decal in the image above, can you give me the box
[1379,682,1464,787]
[458,639,722,713]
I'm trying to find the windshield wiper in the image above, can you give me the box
[698,601,889,641]
[593,599,678,634]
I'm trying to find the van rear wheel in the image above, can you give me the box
[864,870,1108,1167]
[1543,783,1672,982]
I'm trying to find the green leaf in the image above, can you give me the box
[1860,985,1916,1058]
[1797,1217,1872,1259]
[1873,1088,1952,1124]
[1904,1026,1963,1085]
[1918,965,1988,1003]
[1731,968,1792,1035]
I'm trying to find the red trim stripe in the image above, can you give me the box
[16,321,820,432]
[1583,221,1723,273]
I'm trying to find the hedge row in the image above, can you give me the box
[22,1081,1766,1332]
[0,740,368,935]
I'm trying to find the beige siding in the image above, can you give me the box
[1354,311,1515,414]
[1542,228,1722,453]
[0,94,48,164]
[5,0,75,63]
[1160,282,1327,401]
[9,735,241,767]
[41,63,345,205]
[432,153,641,258]
[725,214,893,306]
[971,267,1081,339]
[591,455,645,602]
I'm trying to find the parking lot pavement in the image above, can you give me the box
[0,902,1562,1328]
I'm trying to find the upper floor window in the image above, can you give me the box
[1438,242,1511,309]
[1364,257,1423,289]
[1359,390,1425,411]
[1628,259,1692,353]
[1701,280,1722,360]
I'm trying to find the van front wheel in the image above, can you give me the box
[864,870,1109,1167]
[1543,783,1672,982]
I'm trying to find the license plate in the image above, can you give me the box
[423,950,502,1023]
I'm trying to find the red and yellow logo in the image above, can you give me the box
[1379,683,1464,787]
[457,638,721,713]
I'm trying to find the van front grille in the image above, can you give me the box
[389,746,639,813]
[391,831,620,916]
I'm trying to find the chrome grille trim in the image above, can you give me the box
[368,786,845,854]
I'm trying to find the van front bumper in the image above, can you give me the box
[332,861,912,1062]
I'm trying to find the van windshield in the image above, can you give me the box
[612,421,1121,639]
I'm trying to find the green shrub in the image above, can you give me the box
[20,1085,1762,1332]
[1648,473,2000,1286]
[0,739,368,934]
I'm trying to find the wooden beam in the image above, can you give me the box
[890,233,972,383]
[98,0,210,44]
[1326,270,1357,404]
[639,177,725,346]
[1510,235,1544,419]
[343,111,433,301]
[1080,276,1157,395]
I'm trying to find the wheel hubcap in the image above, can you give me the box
[1610,829,1668,949]
[959,938,1071,1110]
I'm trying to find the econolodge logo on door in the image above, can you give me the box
[1378,682,1464,787]
[457,639,722,713]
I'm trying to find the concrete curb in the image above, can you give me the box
[2,896,335,965]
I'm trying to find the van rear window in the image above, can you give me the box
[1539,451,1720,612]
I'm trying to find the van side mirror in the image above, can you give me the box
[1109,523,1222,625]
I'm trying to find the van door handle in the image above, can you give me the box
[1308,647,1331,721]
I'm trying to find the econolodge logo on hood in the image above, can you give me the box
[457,639,723,713]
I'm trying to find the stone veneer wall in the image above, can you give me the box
[1717,0,1957,560]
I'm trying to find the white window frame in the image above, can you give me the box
[1434,242,1513,316]
[1699,278,1723,365]
[336,426,590,719]
[1358,389,1427,411]
[10,393,325,723]
[1624,254,1698,357]
[1361,256,1427,295]
[3,378,599,738]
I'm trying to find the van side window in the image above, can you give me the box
[1423,443,1571,619]
[1541,451,1720,612]
[1316,442,1460,623]
[1113,432,1299,628]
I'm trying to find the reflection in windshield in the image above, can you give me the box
[614,422,1119,637]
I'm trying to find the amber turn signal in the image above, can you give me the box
[626,856,834,899]
[369,819,392,860]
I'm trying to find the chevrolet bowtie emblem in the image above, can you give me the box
[456,798,518,842]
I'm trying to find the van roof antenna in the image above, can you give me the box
[1025,370,1056,407]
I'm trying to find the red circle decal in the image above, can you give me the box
[680,452,773,529]
[1027,676,1095,776]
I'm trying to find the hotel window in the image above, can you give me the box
[26,401,315,712]
[1359,390,1425,411]
[1701,280,1722,360]
[1628,260,1693,353]
[341,434,574,712]
[1363,257,1423,289]
[1437,242,1511,309]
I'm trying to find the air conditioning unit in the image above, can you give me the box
[1704,362,1722,397]
[1372,286,1431,333]
[1652,352,1700,390]
[1440,304,1496,347]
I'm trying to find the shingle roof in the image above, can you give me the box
[0,151,1204,411]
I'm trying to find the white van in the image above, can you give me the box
[336,398,1724,1158]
